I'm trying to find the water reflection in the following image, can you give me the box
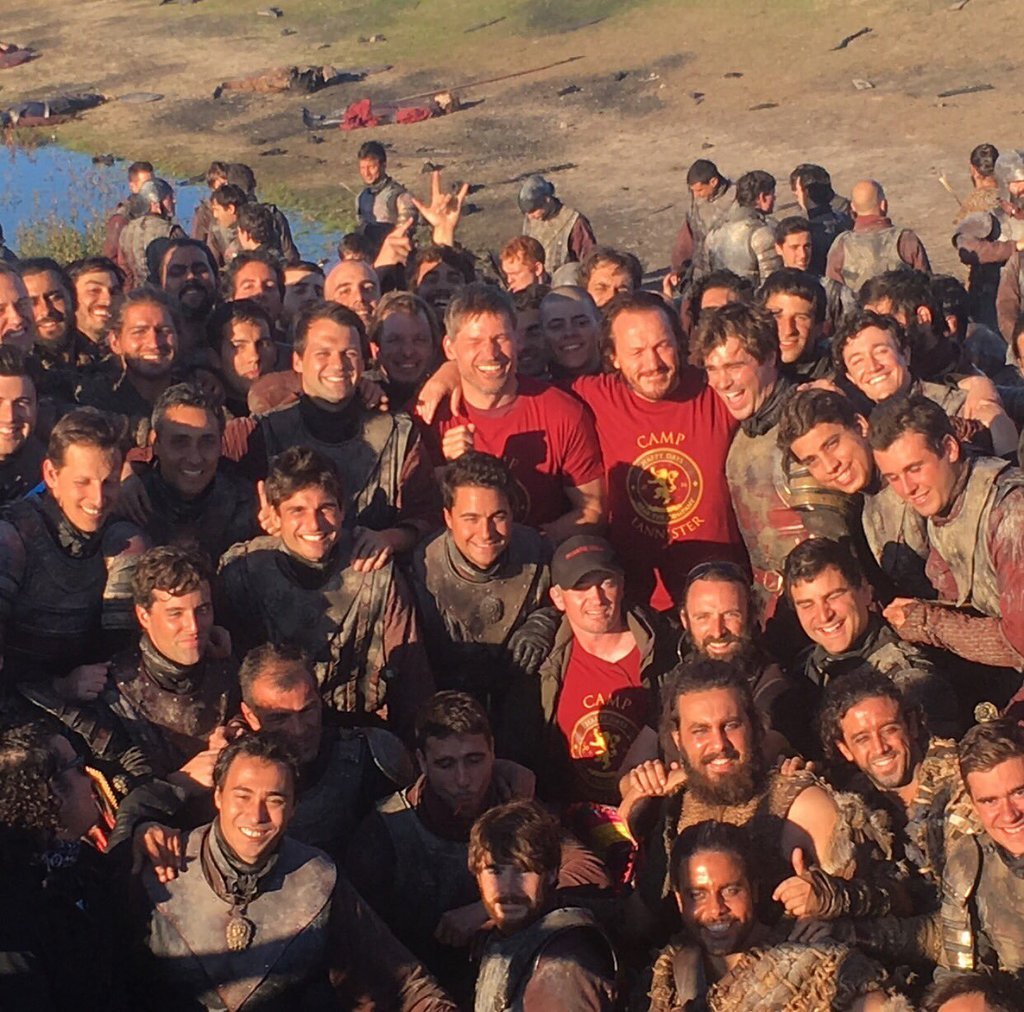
[0,141,338,263]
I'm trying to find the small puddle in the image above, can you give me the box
[0,141,339,264]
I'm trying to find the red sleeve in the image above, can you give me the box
[997,254,1022,343]
[556,394,605,489]
[395,422,442,538]
[670,219,695,275]
[898,230,932,273]
[569,216,598,263]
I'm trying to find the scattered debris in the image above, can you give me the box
[0,42,37,70]
[949,0,972,9]
[390,56,583,105]
[723,71,743,79]
[557,84,581,96]
[749,102,778,111]
[701,141,715,149]
[118,92,164,103]
[257,7,283,17]
[852,78,875,90]
[689,91,705,104]
[91,153,115,165]
[213,64,387,98]
[259,147,287,156]
[465,17,506,32]
[303,92,460,131]
[358,34,387,43]
[421,160,443,173]
[0,92,106,128]
[613,71,628,82]
[832,27,872,50]
[281,27,297,36]
[307,133,324,144]
[937,83,994,98]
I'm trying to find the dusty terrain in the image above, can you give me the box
[3,0,1022,273]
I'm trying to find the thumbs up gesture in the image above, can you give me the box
[771,848,821,919]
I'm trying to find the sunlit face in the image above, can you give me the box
[873,431,961,518]
[282,267,324,329]
[675,849,757,957]
[231,261,282,320]
[763,291,818,364]
[244,663,323,765]
[372,310,435,390]
[0,373,37,460]
[22,268,71,347]
[417,732,494,820]
[703,336,777,421]
[215,755,294,865]
[836,695,918,792]
[153,403,221,497]
[672,687,757,803]
[840,326,910,403]
[0,271,36,353]
[501,255,542,294]
[273,485,342,563]
[109,301,177,380]
[445,484,512,569]
[443,311,517,400]
[136,583,214,667]
[325,261,379,329]
[43,443,122,533]
[789,419,873,494]
[790,565,872,654]
[294,319,364,405]
[162,246,216,316]
[414,261,466,316]
[358,156,384,186]
[74,269,122,344]
[610,307,680,401]
[476,858,551,934]
[681,578,751,660]
[50,735,98,841]
[219,318,275,396]
[776,231,812,272]
[541,292,601,375]
[550,572,625,636]
[586,262,634,307]
[690,180,717,201]
[966,756,1024,857]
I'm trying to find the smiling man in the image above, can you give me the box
[132,731,457,1011]
[539,285,603,382]
[757,268,831,383]
[0,346,44,505]
[941,719,1024,978]
[0,261,36,355]
[67,256,124,355]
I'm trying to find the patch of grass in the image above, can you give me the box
[16,209,105,261]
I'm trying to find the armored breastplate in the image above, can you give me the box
[145,827,336,1011]
[524,205,580,273]
[862,482,932,598]
[261,405,409,531]
[838,227,905,292]
[289,731,367,853]
[974,837,1024,972]
[708,213,761,281]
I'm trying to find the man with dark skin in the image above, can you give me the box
[67,256,124,357]
[128,732,458,1011]
[217,445,434,740]
[148,237,220,359]
[346,691,608,1004]
[470,800,617,1011]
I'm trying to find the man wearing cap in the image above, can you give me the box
[118,179,186,290]
[519,175,596,278]
[499,534,676,806]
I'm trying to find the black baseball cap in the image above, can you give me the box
[551,535,623,590]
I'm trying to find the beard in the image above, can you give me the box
[695,630,759,665]
[681,747,765,806]
[177,282,215,319]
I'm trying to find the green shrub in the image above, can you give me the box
[15,209,106,262]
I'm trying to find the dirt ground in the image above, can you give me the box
[3,0,1021,274]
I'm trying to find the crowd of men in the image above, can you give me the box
[1,135,1024,1010]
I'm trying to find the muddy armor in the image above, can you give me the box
[141,466,258,562]
[411,525,552,700]
[704,204,782,284]
[804,615,960,739]
[259,401,414,533]
[0,435,45,506]
[524,202,581,274]
[218,536,397,715]
[140,823,337,1010]
[474,907,615,1012]
[830,226,909,309]
[0,494,142,685]
[689,181,736,254]
[357,174,416,252]
[20,634,236,781]
[118,213,185,288]
[806,202,852,277]
[861,480,934,600]
[928,457,1024,619]
[647,939,888,1012]
[725,383,854,614]
[941,831,1024,975]
[288,725,411,858]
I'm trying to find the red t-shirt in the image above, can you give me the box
[429,377,604,529]
[571,369,746,610]
[555,642,647,805]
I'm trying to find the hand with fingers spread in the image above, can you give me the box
[412,170,470,247]
[772,848,822,919]
[257,480,281,536]
[132,821,183,883]
[374,217,415,270]
[350,526,396,572]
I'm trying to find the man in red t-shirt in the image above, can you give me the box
[428,283,605,541]
[570,292,746,610]
[498,535,677,806]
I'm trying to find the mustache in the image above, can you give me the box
[495,894,529,907]
[701,745,739,766]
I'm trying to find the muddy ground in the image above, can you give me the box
[2,0,1021,274]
